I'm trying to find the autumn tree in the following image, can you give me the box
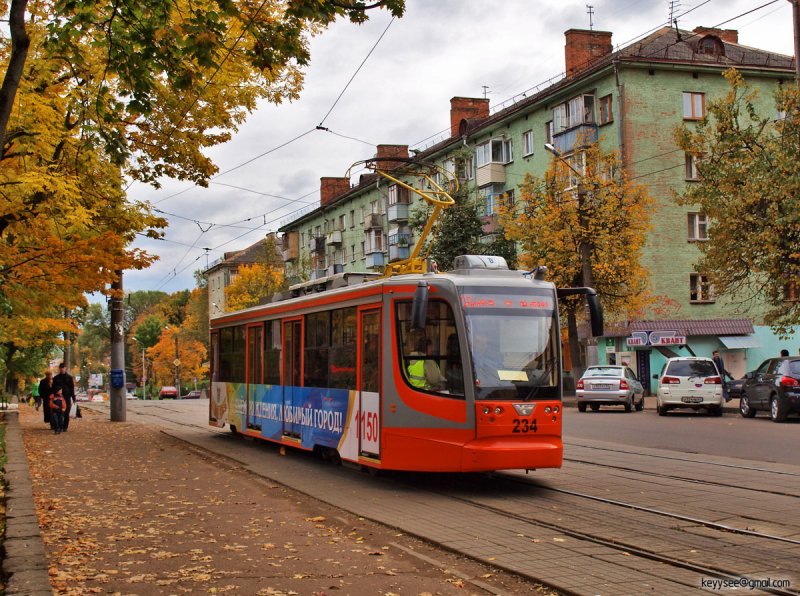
[675,70,800,335]
[148,326,207,391]
[499,141,653,378]
[225,263,285,312]
[1,0,404,379]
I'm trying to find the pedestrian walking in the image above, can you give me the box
[49,388,67,434]
[712,350,733,402]
[38,371,54,427]
[53,362,75,432]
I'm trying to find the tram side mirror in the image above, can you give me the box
[586,292,603,337]
[410,281,429,331]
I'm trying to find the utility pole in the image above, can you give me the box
[174,333,180,395]
[109,270,126,421]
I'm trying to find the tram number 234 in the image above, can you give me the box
[512,418,538,433]
[356,411,379,442]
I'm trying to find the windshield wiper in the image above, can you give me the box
[522,361,555,401]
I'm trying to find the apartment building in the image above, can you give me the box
[278,25,796,388]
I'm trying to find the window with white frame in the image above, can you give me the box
[351,244,356,262]
[338,214,345,230]
[359,206,365,223]
[682,92,705,120]
[522,130,534,156]
[690,273,715,303]
[685,153,700,180]
[564,152,587,190]
[599,94,613,125]
[456,155,475,180]
[545,120,553,144]
[342,245,347,263]
[480,184,505,216]
[475,138,513,167]
[687,213,708,241]
[553,94,595,132]
[360,241,365,259]
[350,210,355,228]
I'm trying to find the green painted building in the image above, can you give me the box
[278,25,797,388]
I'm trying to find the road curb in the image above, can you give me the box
[2,411,53,594]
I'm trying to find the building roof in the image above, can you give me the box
[279,26,794,231]
[603,318,755,338]
[204,237,276,274]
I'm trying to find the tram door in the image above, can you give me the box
[246,325,262,430]
[358,309,381,458]
[282,319,303,438]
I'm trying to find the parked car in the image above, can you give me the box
[90,392,108,402]
[182,390,202,399]
[125,391,137,400]
[654,357,724,416]
[158,386,178,399]
[75,392,89,402]
[739,357,800,422]
[727,375,748,400]
[576,365,645,412]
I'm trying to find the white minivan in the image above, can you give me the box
[654,357,724,416]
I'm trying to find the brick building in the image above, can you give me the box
[277,25,797,388]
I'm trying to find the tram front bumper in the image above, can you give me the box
[460,436,563,472]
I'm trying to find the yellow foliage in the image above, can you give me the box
[224,264,285,312]
[148,327,208,388]
[498,140,654,321]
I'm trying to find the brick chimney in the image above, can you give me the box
[692,27,738,44]
[450,97,490,137]
[320,177,350,206]
[375,144,409,173]
[564,29,613,77]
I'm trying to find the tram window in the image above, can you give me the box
[330,308,356,389]
[396,300,464,398]
[264,320,281,385]
[305,312,330,388]
[218,325,246,383]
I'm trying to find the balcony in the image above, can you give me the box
[387,203,409,222]
[281,231,299,261]
[363,212,382,230]
[365,252,385,268]
[553,123,598,155]
[326,229,342,245]
[476,163,506,187]
[389,245,410,261]
[310,237,325,254]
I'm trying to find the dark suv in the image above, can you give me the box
[739,357,800,422]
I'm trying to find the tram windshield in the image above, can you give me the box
[461,287,560,401]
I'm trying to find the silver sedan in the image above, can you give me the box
[576,365,645,412]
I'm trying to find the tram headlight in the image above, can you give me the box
[494,406,503,415]
[483,407,490,415]
[553,406,560,414]
[544,406,552,414]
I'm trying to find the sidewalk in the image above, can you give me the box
[7,405,542,595]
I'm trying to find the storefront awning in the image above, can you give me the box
[719,335,761,349]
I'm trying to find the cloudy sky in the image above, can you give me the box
[123,0,796,295]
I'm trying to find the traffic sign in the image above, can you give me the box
[173,359,181,367]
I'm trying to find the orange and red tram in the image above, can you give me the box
[209,255,602,472]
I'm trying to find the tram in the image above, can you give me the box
[209,254,603,472]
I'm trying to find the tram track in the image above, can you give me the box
[560,457,800,499]
[565,441,800,478]
[439,487,799,596]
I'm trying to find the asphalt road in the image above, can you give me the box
[565,405,799,465]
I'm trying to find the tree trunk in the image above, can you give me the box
[0,0,31,154]
[567,308,585,388]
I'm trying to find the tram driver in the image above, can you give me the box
[407,334,446,391]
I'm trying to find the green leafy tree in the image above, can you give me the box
[675,70,800,335]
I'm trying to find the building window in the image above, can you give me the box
[351,244,356,263]
[349,210,355,228]
[456,156,475,180]
[544,120,553,144]
[360,241,365,259]
[599,94,613,125]
[338,214,345,230]
[522,130,534,156]
[480,184,505,216]
[359,206,365,224]
[690,273,715,303]
[687,213,709,241]
[683,92,705,120]
[370,200,378,214]
[553,94,595,132]
[685,153,700,180]
[476,138,513,167]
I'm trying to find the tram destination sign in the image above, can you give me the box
[626,331,686,347]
